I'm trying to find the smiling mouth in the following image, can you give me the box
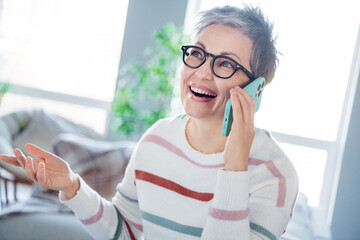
[190,86,217,99]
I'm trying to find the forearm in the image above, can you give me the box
[201,169,251,239]
[59,175,122,239]
[201,168,295,240]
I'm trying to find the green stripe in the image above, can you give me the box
[117,187,139,203]
[250,222,276,240]
[110,206,123,240]
[141,210,203,237]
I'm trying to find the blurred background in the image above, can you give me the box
[0,0,359,238]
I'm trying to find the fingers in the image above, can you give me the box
[14,148,27,168]
[36,161,47,185]
[25,156,37,181]
[0,149,44,180]
[0,154,21,166]
[230,86,255,124]
[1,146,49,186]
[25,143,55,161]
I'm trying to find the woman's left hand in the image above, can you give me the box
[223,86,256,171]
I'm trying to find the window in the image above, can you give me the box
[199,0,360,219]
[0,0,129,135]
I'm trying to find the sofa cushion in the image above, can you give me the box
[0,110,35,179]
[0,110,33,143]
[280,192,313,239]
[1,133,136,216]
[0,109,103,179]
[34,133,136,201]
[12,110,103,156]
[0,137,28,180]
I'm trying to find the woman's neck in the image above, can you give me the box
[185,117,228,154]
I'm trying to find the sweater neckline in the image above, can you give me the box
[179,115,225,167]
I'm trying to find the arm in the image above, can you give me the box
[201,87,298,239]
[59,157,143,240]
[202,157,298,240]
[59,149,144,240]
[0,144,143,240]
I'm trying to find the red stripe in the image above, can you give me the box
[124,220,136,240]
[123,216,143,232]
[135,170,213,202]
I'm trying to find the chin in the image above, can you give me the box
[181,90,226,122]
[183,106,224,123]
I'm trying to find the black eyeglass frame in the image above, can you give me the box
[181,45,255,81]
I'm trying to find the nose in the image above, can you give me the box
[195,56,213,81]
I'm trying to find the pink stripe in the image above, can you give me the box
[123,216,143,232]
[266,161,286,207]
[141,135,287,206]
[80,200,104,225]
[248,158,265,166]
[249,158,286,207]
[141,134,224,168]
[209,207,250,221]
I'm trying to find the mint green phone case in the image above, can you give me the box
[221,77,266,136]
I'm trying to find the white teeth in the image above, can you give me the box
[190,86,216,97]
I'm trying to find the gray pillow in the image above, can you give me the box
[0,109,103,180]
[12,110,103,156]
[1,133,136,216]
[49,133,136,200]
[0,136,28,179]
[0,110,34,179]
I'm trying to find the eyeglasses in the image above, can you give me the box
[181,45,255,80]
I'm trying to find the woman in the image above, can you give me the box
[0,5,298,240]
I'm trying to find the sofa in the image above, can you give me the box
[0,109,331,240]
[0,109,136,239]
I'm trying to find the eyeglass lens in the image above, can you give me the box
[183,46,238,79]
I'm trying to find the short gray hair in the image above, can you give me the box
[194,5,278,83]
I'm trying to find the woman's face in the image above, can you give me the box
[180,24,253,122]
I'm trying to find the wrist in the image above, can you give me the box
[224,157,248,171]
[62,174,80,200]
[224,164,248,171]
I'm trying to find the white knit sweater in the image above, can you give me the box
[60,114,299,240]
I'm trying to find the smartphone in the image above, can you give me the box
[221,77,266,136]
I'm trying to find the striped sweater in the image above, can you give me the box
[60,114,299,240]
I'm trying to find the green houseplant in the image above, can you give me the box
[0,82,10,104]
[111,23,188,139]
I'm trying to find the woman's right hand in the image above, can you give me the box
[0,143,79,200]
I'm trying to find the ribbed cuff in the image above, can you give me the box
[59,174,101,218]
[212,169,249,210]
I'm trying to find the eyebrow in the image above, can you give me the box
[195,41,243,63]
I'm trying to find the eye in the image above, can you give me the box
[218,59,235,70]
[190,49,204,59]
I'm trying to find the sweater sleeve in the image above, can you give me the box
[201,169,251,239]
[59,154,143,240]
[201,149,299,239]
